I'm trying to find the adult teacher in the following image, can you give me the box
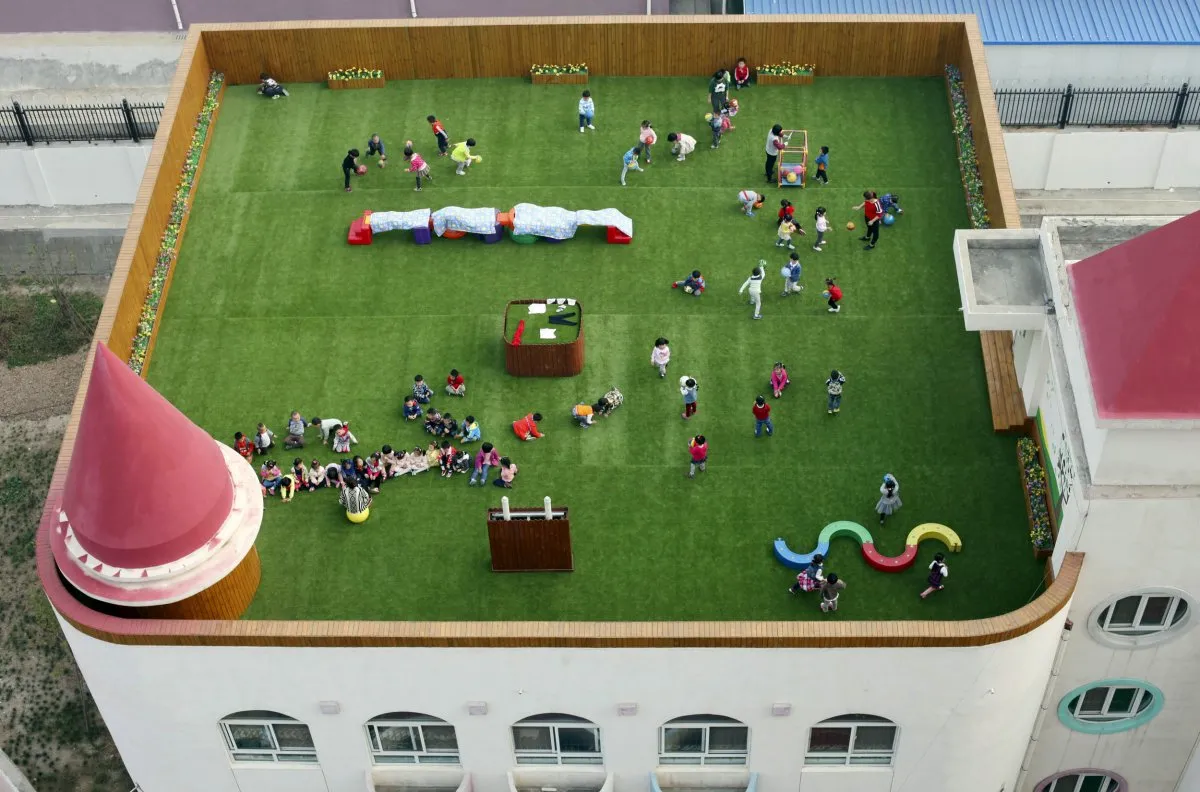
[852,190,884,251]
[764,124,785,185]
[708,70,729,115]
[340,476,372,523]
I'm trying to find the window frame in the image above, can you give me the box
[366,712,461,766]
[1036,768,1128,792]
[658,715,750,766]
[219,712,318,764]
[511,715,603,766]
[1058,679,1164,735]
[1087,588,1194,649]
[803,715,898,767]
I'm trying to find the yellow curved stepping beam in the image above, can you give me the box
[905,522,962,552]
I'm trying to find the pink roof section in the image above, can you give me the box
[1068,211,1200,421]
[60,344,234,569]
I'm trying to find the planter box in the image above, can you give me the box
[1018,442,1055,559]
[1034,546,1052,561]
[532,73,588,85]
[757,74,813,86]
[504,299,584,377]
[328,77,385,90]
[487,508,573,572]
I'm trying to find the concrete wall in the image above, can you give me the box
[1005,130,1200,191]
[0,32,181,95]
[986,45,1200,89]
[0,143,150,206]
[0,226,125,276]
[58,612,1068,792]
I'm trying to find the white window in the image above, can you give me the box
[1065,686,1154,723]
[366,712,460,765]
[659,715,749,766]
[220,711,317,763]
[805,714,897,766]
[1039,771,1124,792]
[1090,590,1191,648]
[512,713,602,765]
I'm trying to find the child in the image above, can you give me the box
[880,192,902,215]
[342,148,360,192]
[572,402,595,428]
[789,553,824,593]
[380,445,404,478]
[826,369,846,415]
[457,415,481,443]
[493,456,519,488]
[325,461,345,489]
[258,72,289,99]
[413,374,434,404]
[402,397,422,421]
[921,553,949,599]
[680,376,698,420]
[770,362,790,398]
[666,132,696,162]
[512,412,544,441]
[777,199,795,226]
[233,431,254,462]
[733,57,751,89]
[424,408,443,436]
[283,411,306,449]
[404,144,432,192]
[440,413,459,438]
[819,573,846,612]
[306,459,327,490]
[620,144,644,187]
[812,207,829,252]
[738,263,765,320]
[332,423,355,454]
[597,387,624,417]
[738,190,764,216]
[719,100,737,132]
[340,458,356,484]
[278,472,297,503]
[639,121,656,164]
[578,90,596,133]
[353,455,369,484]
[450,138,478,176]
[813,145,829,184]
[365,134,387,165]
[392,449,413,477]
[687,435,707,479]
[470,442,500,486]
[707,112,723,149]
[776,216,799,251]
[291,458,308,487]
[651,337,671,377]
[310,416,352,444]
[427,115,450,156]
[260,459,283,496]
[408,446,430,475]
[781,252,803,297]
[752,395,773,437]
[446,369,466,397]
[671,271,705,296]
[425,442,442,471]
[876,473,902,524]
[824,278,843,313]
[254,423,275,455]
[365,453,385,492]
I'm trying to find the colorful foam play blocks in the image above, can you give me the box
[480,224,504,244]
[347,218,372,245]
[607,226,632,244]
[411,226,432,245]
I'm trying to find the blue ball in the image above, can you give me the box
[883,213,896,225]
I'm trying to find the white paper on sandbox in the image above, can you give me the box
[527,304,547,314]
[539,329,557,339]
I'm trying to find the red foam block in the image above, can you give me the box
[607,226,632,244]
[348,218,373,245]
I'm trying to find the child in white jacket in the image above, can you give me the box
[738,262,766,320]
[651,337,671,377]
[812,206,830,252]
[578,90,596,133]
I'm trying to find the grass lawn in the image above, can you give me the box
[146,75,1045,622]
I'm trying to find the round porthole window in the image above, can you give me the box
[1058,680,1163,735]
[1036,769,1127,792]
[1087,588,1194,649]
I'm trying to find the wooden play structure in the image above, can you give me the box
[487,497,573,572]
[777,128,808,188]
[503,299,585,378]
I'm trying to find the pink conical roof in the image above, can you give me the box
[61,344,234,569]
[1068,211,1200,420]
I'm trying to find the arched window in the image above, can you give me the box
[512,713,602,766]
[1036,769,1127,792]
[219,710,317,763]
[1058,680,1164,734]
[1088,589,1193,648]
[805,714,897,766]
[366,712,460,765]
[659,714,749,765]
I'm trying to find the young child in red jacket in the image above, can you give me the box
[512,412,544,441]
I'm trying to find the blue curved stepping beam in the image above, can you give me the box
[774,537,829,570]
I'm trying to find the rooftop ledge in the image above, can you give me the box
[952,229,1051,332]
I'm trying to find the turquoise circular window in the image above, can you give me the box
[1058,679,1163,735]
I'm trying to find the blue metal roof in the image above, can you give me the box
[741,0,1200,45]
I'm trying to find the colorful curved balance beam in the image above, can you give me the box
[773,521,962,573]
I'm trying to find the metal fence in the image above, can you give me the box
[996,83,1200,129]
[0,99,165,145]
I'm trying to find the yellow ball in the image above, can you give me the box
[704,113,714,122]
[846,221,856,231]
[786,171,797,183]
[473,155,483,163]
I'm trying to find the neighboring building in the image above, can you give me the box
[744,0,1200,87]
[953,212,1200,792]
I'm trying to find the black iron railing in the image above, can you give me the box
[996,83,1199,129]
[0,99,165,145]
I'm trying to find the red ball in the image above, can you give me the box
[356,165,367,175]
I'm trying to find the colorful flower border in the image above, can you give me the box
[328,67,384,81]
[128,71,224,375]
[1018,437,1053,549]
[945,65,989,229]
[758,61,816,76]
[530,63,588,75]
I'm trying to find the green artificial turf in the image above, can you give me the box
[505,301,582,344]
[147,76,1045,622]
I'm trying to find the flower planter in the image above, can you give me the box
[756,74,813,86]
[1034,546,1052,561]
[328,77,385,90]
[945,65,989,229]
[531,73,588,85]
[1018,440,1056,557]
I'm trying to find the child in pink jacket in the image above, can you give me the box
[770,362,790,398]
[404,143,433,191]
